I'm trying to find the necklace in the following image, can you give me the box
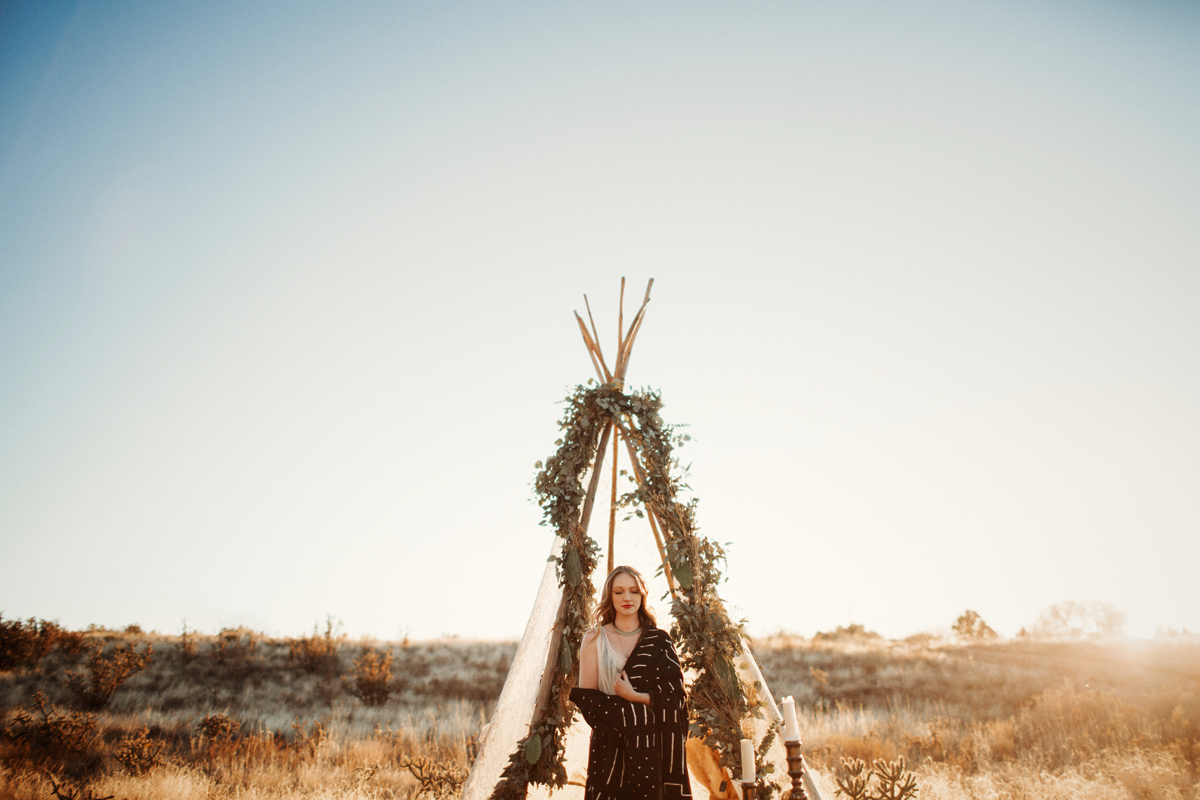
[612,624,642,636]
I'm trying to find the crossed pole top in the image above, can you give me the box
[569,278,676,594]
[574,277,654,386]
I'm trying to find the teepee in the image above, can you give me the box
[462,280,827,800]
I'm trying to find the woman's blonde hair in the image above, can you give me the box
[594,565,656,628]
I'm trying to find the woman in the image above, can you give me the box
[569,566,692,800]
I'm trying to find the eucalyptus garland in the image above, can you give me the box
[487,381,771,800]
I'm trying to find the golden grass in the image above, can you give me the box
[753,633,1200,800]
[2,626,1197,799]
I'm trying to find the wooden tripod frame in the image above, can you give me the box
[570,277,679,599]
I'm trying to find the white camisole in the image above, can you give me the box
[594,625,628,695]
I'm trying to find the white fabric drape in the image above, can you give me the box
[595,626,627,696]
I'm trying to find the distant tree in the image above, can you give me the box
[813,623,882,643]
[1033,601,1127,639]
[953,610,998,641]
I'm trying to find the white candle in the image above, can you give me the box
[782,696,800,742]
[740,738,755,784]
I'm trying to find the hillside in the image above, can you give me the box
[1,620,1196,799]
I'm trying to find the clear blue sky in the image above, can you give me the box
[2,1,1197,641]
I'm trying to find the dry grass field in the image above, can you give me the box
[1,618,1196,800]
[754,629,1199,800]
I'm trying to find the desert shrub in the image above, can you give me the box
[0,615,84,670]
[178,621,197,664]
[209,627,259,675]
[953,610,998,641]
[55,628,89,658]
[814,624,882,644]
[113,725,166,774]
[197,713,241,741]
[0,691,103,779]
[347,648,394,706]
[835,757,918,800]
[65,641,153,710]
[399,754,468,797]
[288,616,345,676]
[45,775,114,800]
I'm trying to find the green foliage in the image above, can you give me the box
[346,647,395,706]
[953,610,998,642]
[65,641,153,710]
[836,757,919,800]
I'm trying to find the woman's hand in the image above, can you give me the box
[614,671,650,705]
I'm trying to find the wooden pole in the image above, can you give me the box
[534,420,614,720]
[576,421,614,550]
[618,277,626,350]
[608,426,619,575]
[619,432,678,600]
[574,312,611,383]
[616,279,653,380]
[583,294,610,381]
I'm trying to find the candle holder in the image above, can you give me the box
[784,739,810,800]
[741,782,757,800]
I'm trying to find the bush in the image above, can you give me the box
[197,713,241,741]
[399,754,468,798]
[346,648,394,706]
[288,616,345,676]
[114,726,166,774]
[835,757,918,800]
[813,624,882,643]
[0,615,85,670]
[208,626,259,677]
[0,692,103,779]
[65,641,153,710]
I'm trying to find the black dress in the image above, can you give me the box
[569,626,693,800]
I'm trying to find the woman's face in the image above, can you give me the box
[611,572,643,617]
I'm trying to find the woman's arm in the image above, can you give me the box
[577,628,599,690]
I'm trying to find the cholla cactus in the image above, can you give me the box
[836,756,917,800]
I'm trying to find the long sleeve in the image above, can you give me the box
[570,686,659,732]
[643,635,687,729]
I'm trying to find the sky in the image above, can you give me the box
[1,1,1197,643]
